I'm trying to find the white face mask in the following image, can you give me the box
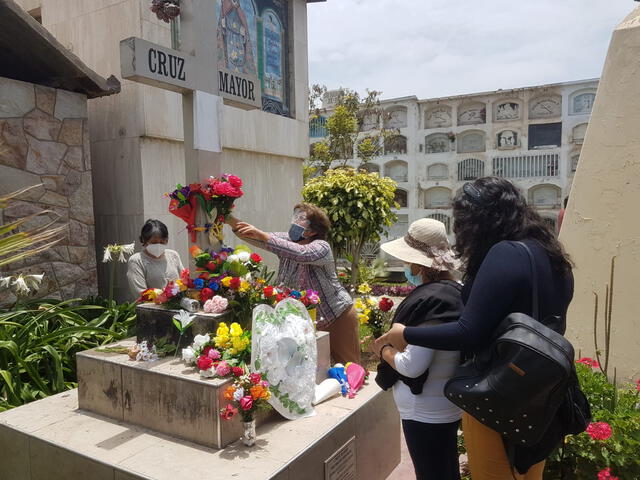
[146,243,167,257]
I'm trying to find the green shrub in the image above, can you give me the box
[544,362,640,479]
[0,297,136,411]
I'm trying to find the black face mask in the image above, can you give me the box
[288,223,306,242]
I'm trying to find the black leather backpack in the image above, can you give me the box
[443,242,590,446]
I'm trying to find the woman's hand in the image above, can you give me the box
[376,323,408,352]
[233,222,269,242]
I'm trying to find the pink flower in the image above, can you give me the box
[597,467,619,480]
[212,182,243,198]
[203,295,229,314]
[576,357,600,368]
[215,360,231,377]
[227,175,243,188]
[586,422,612,441]
[240,395,253,411]
[249,372,262,385]
[260,380,269,388]
[220,403,237,420]
[636,378,640,392]
[207,348,221,361]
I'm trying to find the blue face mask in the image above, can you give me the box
[404,265,423,286]
[288,223,306,242]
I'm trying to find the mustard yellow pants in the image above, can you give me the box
[462,413,545,480]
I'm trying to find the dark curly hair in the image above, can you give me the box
[453,177,572,278]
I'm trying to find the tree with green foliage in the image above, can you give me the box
[303,168,398,287]
[307,85,394,178]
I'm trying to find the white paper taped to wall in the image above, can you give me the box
[193,90,222,153]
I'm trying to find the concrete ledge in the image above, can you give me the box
[0,375,400,480]
[77,332,331,449]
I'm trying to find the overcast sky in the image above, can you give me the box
[307,0,637,101]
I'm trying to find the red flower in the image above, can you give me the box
[232,366,244,377]
[197,355,213,371]
[250,252,262,263]
[263,285,274,297]
[597,467,619,480]
[180,268,190,282]
[229,277,241,290]
[200,287,214,301]
[227,175,243,188]
[586,422,612,441]
[213,182,243,198]
[220,403,238,420]
[636,378,640,392]
[576,357,600,368]
[276,293,285,302]
[249,372,262,385]
[187,278,195,289]
[206,261,216,271]
[198,272,211,280]
[239,395,253,411]
[378,297,394,312]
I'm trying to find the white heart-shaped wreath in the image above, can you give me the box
[251,298,317,419]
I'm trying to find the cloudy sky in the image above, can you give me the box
[307,0,637,101]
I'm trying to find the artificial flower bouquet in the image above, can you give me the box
[274,287,321,311]
[220,371,271,422]
[182,321,251,378]
[168,174,243,243]
[355,283,394,338]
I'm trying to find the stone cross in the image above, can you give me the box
[119,0,261,249]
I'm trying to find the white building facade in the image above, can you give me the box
[310,79,598,259]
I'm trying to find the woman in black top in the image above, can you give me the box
[376,177,574,480]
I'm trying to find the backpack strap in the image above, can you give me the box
[516,241,539,321]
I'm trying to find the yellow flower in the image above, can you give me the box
[230,322,243,337]
[175,279,187,292]
[358,283,371,294]
[221,277,232,288]
[358,313,369,325]
[239,280,250,293]
[232,336,247,352]
[256,278,266,285]
[214,334,230,349]
[366,297,377,307]
[355,298,365,311]
[216,322,229,336]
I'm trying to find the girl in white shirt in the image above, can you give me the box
[374,218,462,480]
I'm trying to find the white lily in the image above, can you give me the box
[102,247,112,263]
[118,243,135,262]
[24,274,44,291]
[0,276,11,289]
[173,309,195,330]
[13,275,30,295]
[103,242,136,263]
[192,334,210,350]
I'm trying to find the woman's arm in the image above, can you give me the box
[403,241,529,351]
[126,256,147,298]
[382,344,435,378]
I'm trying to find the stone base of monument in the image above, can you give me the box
[0,375,400,480]
[135,303,231,346]
[76,333,331,449]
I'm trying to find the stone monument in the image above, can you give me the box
[560,6,640,381]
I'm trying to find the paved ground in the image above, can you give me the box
[386,429,414,479]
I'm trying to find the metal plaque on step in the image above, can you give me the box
[324,436,356,480]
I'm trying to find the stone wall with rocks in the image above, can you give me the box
[0,76,97,304]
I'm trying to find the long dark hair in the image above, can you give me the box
[453,177,572,278]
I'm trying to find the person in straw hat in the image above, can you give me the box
[373,218,463,480]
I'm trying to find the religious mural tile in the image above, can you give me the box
[425,133,451,154]
[571,92,596,115]
[528,95,562,119]
[216,0,290,116]
[425,106,452,128]
[457,131,486,153]
[457,102,486,126]
[494,101,520,121]
[497,130,518,148]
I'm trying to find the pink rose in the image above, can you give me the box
[208,348,221,361]
[598,467,619,480]
[203,295,229,314]
[260,380,269,388]
[215,360,231,377]
[249,372,262,385]
[239,395,253,411]
[227,175,243,188]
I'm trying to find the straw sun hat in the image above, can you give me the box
[380,218,459,271]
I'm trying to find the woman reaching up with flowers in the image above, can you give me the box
[226,203,360,364]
